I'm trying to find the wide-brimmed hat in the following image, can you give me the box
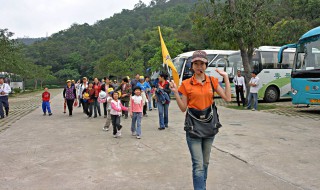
[99,91,107,99]
[191,50,208,63]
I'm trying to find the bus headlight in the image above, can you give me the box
[291,88,298,95]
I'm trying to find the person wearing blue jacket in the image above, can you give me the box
[137,76,151,116]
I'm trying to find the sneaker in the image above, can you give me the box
[252,108,256,111]
[103,126,108,131]
[48,113,52,116]
[132,131,136,136]
[116,130,122,137]
[124,115,128,119]
[113,135,117,138]
[104,115,107,118]
[158,127,165,130]
[149,109,152,111]
[43,113,46,116]
[136,136,141,139]
[165,125,168,128]
[144,114,148,117]
[154,108,157,110]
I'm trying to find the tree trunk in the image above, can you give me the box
[34,79,38,90]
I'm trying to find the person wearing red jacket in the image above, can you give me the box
[92,78,102,118]
[42,87,52,116]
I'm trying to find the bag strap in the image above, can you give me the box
[209,76,215,104]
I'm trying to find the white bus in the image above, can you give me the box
[226,46,296,102]
[173,50,238,85]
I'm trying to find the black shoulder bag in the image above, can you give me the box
[184,77,222,138]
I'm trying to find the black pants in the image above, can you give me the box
[111,115,122,135]
[235,85,245,106]
[83,101,93,116]
[143,104,147,115]
[121,100,129,117]
[103,102,108,116]
[66,99,75,115]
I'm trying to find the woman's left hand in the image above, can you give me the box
[215,68,228,78]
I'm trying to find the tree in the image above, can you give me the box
[193,0,273,93]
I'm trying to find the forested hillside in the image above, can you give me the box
[1,0,319,88]
[23,0,199,81]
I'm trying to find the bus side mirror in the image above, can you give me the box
[278,44,296,63]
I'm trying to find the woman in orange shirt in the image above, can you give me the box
[170,50,231,190]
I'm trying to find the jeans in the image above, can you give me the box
[93,98,101,117]
[111,115,122,135]
[153,98,157,109]
[42,101,52,114]
[147,91,152,110]
[247,92,258,110]
[131,112,142,136]
[186,133,215,190]
[0,96,9,118]
[157,102,169,128]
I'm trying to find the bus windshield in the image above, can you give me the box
[173,57,186,75]
[295,40,320,71]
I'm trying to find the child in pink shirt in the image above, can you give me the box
[130,86,143,139]
[110,91,128,138]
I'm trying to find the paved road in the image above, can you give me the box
[0,91,319,189]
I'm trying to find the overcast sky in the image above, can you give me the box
[0,0,151,38]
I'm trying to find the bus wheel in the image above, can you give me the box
[264,86,279,103]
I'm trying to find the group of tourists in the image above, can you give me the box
[0,76,11,120]
[57,73,171,139]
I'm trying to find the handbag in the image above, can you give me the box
[184,77,222,138]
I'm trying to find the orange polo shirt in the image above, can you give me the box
[178,75,219,110]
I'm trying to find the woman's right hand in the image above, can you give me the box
[169,81,178,94]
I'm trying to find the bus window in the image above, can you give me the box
[281,52,294,69]
[260,51,278,69]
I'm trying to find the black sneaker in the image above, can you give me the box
[158,127,165,130]
[49,113,52,116]
[165,125,168,128]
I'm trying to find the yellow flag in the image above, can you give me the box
[158,26,180,86]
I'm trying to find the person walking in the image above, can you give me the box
[42,87,52,116]
[110,91,128,138]
[130,86,143,139]
[93,78,102,118]
[116,77,131,119]
[0,76,11,119]
[75,79,82,107]
[169,50,231,190]
[63,80,78,116]
[247,71,260,111]
[101,77,114,118]
[103,88,114,131]
[233,70,246,107]
[78,77,88,111]
[130,74,140,96]
[137,76,151,117]
[82,82,95,117]
[145,76,153,111]
[155,73,171,130]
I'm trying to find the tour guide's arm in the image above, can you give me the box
[169,69,231,112]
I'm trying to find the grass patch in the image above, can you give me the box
[226,104,277,111]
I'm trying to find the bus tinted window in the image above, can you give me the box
[260,51,279,69]
[295,41,320,70]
